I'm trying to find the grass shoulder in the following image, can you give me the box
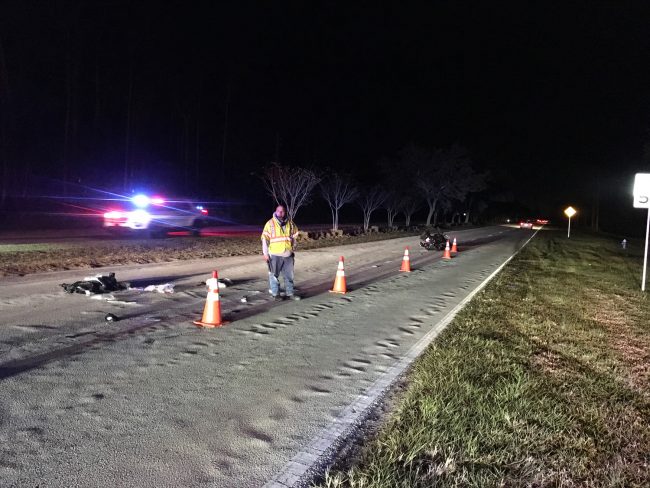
[322,231,650,487]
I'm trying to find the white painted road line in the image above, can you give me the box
[264,227,541,488]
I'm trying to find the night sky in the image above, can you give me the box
[2,1,650,231]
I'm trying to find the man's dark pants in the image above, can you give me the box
[268,254,295,296]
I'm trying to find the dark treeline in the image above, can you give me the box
[2,2,650,233]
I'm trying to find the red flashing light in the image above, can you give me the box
[200,209,209,215]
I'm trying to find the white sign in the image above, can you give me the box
[633,173,650,208]
[634,173,650,291]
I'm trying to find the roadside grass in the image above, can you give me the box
[321,231,650,487]
[0,230,415,277]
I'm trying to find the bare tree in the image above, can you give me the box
[445,161,487,224]
[463,197,488,223]
[417,170,450,226]
[358,186,386,232]
[378,153,420,227]
[383,192,401,228]
[399,195,420,227]
[435,198,453,225]
[447,159,487,203]
[411,144,476,226]
[262,163,321,221]
[320,173,358,231]
[397,144,446,226]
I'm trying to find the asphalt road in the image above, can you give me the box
[0,225,537,487]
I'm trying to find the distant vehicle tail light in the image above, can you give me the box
[200,209,208,215]
[104,211,124,219]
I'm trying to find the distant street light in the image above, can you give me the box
[633,173,650,291]
[564,206,576,238]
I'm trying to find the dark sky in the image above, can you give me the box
[2,1,650,223]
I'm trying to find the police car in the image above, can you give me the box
[103,194,208,237]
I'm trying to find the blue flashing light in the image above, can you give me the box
[132,194,150,208]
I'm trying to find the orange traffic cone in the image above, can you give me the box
[442,240,452,259]
[194,271,227,327]
[451,237,458,254]
[330,256,348,294]
[400,247,411,272]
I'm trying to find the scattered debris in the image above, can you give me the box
[61,273,128,295]
[104,313,119,322]
[90,293,116,301]
[144,283,175,294]
[240,297,248,303]
[204,278,233,289]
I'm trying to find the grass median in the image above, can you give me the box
[0,230,416,277]
[322,230,650,487]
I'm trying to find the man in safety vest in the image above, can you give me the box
[261,204,301,301]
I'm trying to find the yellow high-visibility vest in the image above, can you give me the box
[261,217,298,255]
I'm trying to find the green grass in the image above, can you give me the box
[322,231,650,487]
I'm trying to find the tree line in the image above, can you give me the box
[262,143,487,230]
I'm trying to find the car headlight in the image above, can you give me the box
[129,209,151,224]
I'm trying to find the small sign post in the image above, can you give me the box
[564,206,576,238]
[633,173,650,291]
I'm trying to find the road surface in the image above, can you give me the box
[0,226,535,487]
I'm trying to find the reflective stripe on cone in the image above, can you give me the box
[400,247,411,272]
[330,256,347,294]
[194,270,228,327]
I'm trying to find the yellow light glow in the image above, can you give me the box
[564,206,576,218]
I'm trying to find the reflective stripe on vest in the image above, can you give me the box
[265,218,295,254]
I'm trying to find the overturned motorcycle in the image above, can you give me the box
[419,228,450,251]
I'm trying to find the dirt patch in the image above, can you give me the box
[586,288,650,395]
[591,307,628,329]
[531,348,570,377]
[0,231,416,277]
